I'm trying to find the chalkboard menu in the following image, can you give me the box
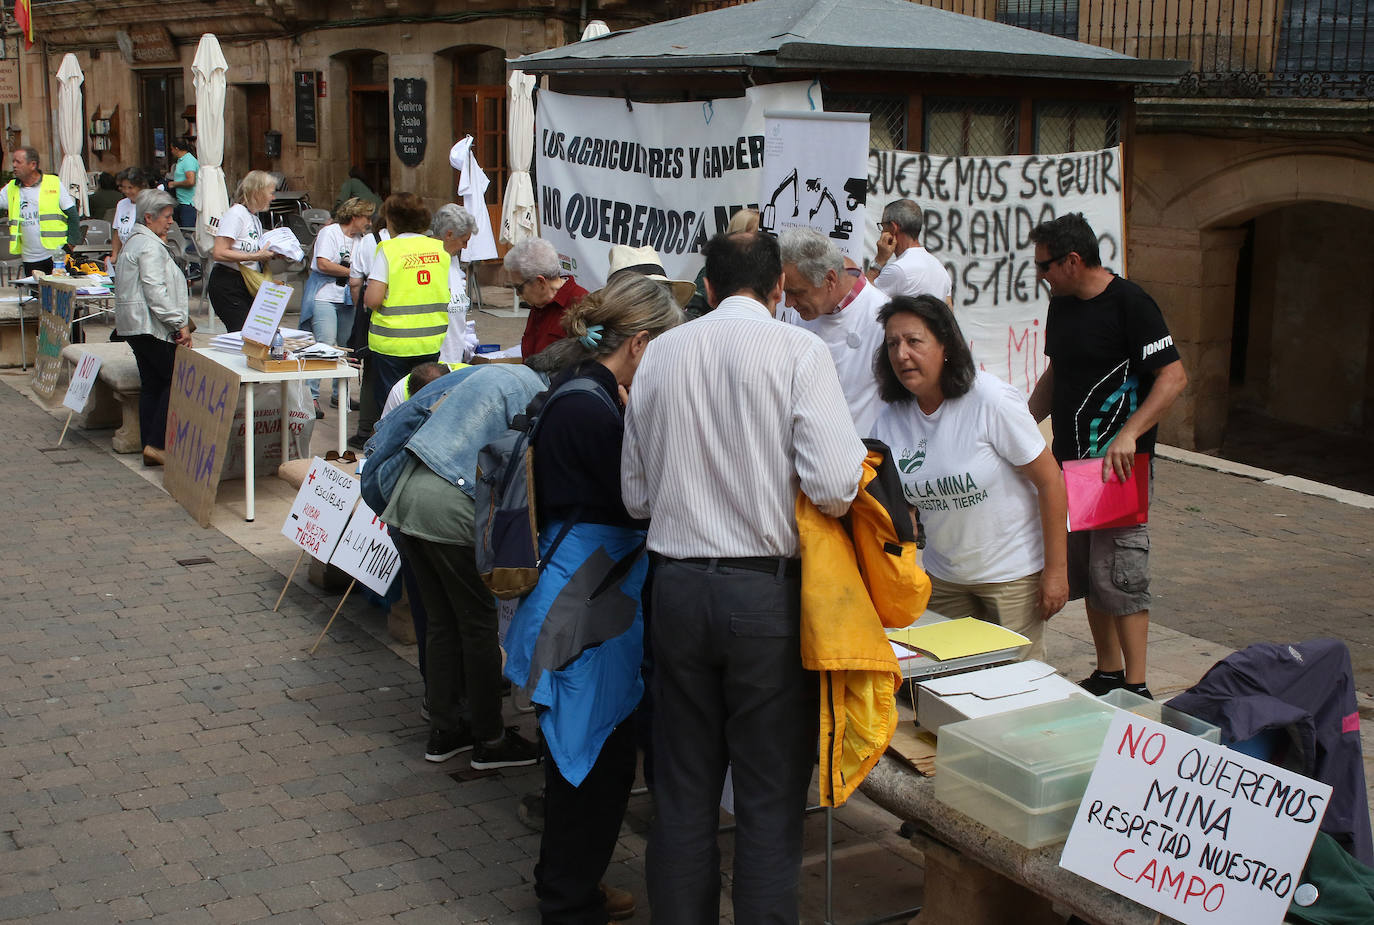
[393,77,427,167]
[294,71,318,146]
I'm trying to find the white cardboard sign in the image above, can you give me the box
[62,351,103,412]
[280,457,360,561]
[328,500,401,596]
[758,111,870,264]
[1059,711,1329,925]
[240,281,293,347]
[864,146,1125,394]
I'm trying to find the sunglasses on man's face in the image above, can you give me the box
[1035,252,1071,273]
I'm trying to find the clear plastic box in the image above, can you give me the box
[934,696,1115,848]
[1097,687,1222,743]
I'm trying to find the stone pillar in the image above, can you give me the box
[911,834,1063,925]
[1127,224,1246,451]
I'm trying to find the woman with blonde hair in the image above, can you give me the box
[503,272,684,924]
[208,170,278,331]
[303,196,375,415]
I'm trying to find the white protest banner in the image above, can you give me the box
[280,457,361,561]
[535,82,817,288]
[62,351,103,412]
[1059,711,1330,925]
[328,500,401,596]
[240,281,293,347]
[759,111,870,263]
[865,146,1125,393]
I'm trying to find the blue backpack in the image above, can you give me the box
[474,377,617,599]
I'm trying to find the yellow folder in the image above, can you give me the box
[888,617,1030,661]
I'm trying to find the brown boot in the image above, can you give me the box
[600,882,635,920]
[142,446,166,467]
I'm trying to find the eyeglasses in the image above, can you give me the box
[1035,252,1071,273]
[876,221,890,232]
[515,277,537,296]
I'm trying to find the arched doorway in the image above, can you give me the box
[337,51,390,199]
[444,45,507,236]
[1129,143,1374,489]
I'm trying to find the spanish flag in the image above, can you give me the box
[14,0,33,49]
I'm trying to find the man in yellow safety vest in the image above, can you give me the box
[5,147,80,275]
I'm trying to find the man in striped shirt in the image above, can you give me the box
[622,231,866,923]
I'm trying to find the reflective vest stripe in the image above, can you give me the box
[376,301,448,317]
[369,321,448,338]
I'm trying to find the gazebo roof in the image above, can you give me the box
[511,0,1187,84]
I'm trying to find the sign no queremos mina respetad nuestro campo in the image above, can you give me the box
[1059,710,1330,925]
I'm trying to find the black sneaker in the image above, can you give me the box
[470,727,540,770]
[313,399,325,420]
[1079,669,1126,696]
[518,789,545,830]
[425,726,474,763]
[347,432,369,451]
[1122,682,1154,701]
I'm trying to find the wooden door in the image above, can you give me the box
[246,86,271,174]
[350,87,390,199]
[454,84,507,239]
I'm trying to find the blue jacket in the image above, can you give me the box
[503,521,647,787]
[361,364,547,514]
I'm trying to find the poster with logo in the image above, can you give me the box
[864,146,1125,393]
[759,110,870,264]
[534,82,818,288]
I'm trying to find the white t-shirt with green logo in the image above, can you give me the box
[870,370,1046,584]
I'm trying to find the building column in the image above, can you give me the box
[1127,224,1247,451]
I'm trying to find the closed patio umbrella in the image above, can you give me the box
[499,70,537,246]
[191,33,231,255]
[56,54,89,219]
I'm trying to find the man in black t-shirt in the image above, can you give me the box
[1027,213,1188,700]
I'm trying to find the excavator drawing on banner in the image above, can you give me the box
[808,179,852,240]
[761,166,799,232]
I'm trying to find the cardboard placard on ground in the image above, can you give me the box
[62,351,103,413]
[280,457,360,560]
[163,346,241,527]
[31,280,76,400]
[328,500,401,595]
[1059,711,1330,925]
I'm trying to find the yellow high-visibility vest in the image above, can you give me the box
[6,174,70,255]
[369,235,450,357]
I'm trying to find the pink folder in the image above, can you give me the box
[1063,454,1149,532]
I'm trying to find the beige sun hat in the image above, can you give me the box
[606,244,697,307]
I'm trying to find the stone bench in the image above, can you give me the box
[60,341,142,453]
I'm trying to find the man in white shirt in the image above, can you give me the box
[868,198,952,304]
[622,231,865,924]
[779,227,889,433]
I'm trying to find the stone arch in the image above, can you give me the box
[1128,140,1374,450]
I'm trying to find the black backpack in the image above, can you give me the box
[473,377,617,599]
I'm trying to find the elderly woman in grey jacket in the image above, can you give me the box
[115,188,192,467]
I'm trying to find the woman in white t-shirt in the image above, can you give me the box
[869,294,1067,661]
[207,170,277,332]
[109,167,152,265]
[303,197,375,413]
[431,203,478,364]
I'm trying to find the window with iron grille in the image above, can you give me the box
[1275,0,1374,76]
[924,98,1018,156]
[1034,101,1121,153]
[825,92,909,150]
[995,0,1079,39]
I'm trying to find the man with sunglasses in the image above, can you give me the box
[867,198,952,304]
[1027,212,1188,701]
[504,238,589,359]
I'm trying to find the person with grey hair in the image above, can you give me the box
[869,197,952,303]
[432,204,480,364]
[209,170,278,331]
[503,237,588,358]
[3,145,80,275]
[778,227,890,432]
[114,188,191,469]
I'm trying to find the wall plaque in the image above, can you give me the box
[392,77,427,167]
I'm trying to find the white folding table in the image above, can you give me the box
[194,348,358,521]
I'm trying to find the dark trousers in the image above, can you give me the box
[22,257,54,276]
[174,203,197,231]
[126,334,178,450]
[372,351,437,411]
[536,717,637,924]
[392,533,503,742]
[207,264,252,332]
[399,551,428,681]
[646,558,818,925]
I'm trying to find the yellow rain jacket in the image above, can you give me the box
[798,444,931,806]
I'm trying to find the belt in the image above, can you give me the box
[654,554,801,578]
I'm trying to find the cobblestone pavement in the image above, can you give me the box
[3,324,1372,922]
[0,378,921,924]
